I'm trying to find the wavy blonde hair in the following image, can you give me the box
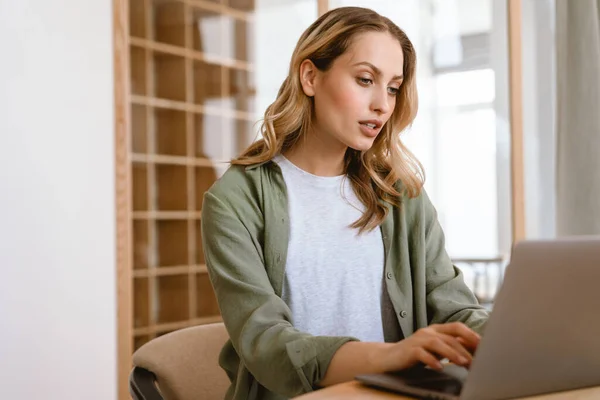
[233,6,424,233]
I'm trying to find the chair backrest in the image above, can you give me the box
[131,322,230,400]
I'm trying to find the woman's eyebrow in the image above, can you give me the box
[352,61,403,81]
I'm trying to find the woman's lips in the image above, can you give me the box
[359,121,382,137]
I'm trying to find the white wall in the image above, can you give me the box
[0,1,117,399]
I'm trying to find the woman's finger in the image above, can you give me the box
[431,323,481,348]
[456,336,478,354]
[438,333,473,364]
[420,336,469,367]
[415,347,443,370]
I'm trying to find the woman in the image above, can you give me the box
[201,6,488,400]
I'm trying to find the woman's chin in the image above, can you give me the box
[347,137,377,152]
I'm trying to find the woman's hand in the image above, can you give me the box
[320,322,480,387]
[374,322,481,372]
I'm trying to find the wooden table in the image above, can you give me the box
[294,381,600,400]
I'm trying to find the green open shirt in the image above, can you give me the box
[201,161,489,400]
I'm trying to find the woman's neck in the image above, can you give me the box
[282,130,347,177]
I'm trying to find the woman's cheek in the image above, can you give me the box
[333,84,365,112]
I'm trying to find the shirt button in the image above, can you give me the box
[399,310,408,318]
[386,272,393,280]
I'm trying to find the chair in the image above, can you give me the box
[130,322,230,400]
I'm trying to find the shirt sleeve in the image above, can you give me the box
[420,191,490,335]
[201,190,358,397]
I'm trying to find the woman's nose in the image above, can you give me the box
[371,88,391,114]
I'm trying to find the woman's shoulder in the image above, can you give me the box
[204,161,272,207]
[207,163,248,194]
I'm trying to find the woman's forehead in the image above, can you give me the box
[336,31,404,77]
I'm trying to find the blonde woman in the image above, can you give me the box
[201,6,488,400]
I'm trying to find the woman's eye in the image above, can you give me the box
[388,87,400,95]
[358,77,373,85]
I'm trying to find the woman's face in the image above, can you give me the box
[302,31,405,152]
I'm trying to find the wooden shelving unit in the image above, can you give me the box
[127,0,257,354]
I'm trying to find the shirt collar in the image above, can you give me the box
[244,159,274,170]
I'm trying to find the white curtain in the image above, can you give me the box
[555,0,600,236]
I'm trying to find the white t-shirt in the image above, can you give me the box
[274,155,385,342]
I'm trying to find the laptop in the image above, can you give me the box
[356,237,600,400]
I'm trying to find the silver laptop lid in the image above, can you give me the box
[462,237,600,400]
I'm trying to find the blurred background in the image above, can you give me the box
[1,0,598,399]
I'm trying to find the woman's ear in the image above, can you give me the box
[299,59,318,97]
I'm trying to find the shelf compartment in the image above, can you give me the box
[196,273,221,318]
[193,60,222,105]
[131,104,148,153]
[129,0,148,38]
[234,17,253,62]
[152,0,186,48]
[133,220,150,270]
[196,272,220,318]
[221,13,254,62]
[155,274,190,324]
[153,52,187,101]
[132,162,149,211]
[195,166,219,210]
[134,277,150,328]
[156,220,189,267]
[134,335,151,351]
[130,46,148,96]
[155,164,188,210]
[226,68,256,113]
[194,113,224,160]
[155,108,188,156]
[192,5,224,58]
